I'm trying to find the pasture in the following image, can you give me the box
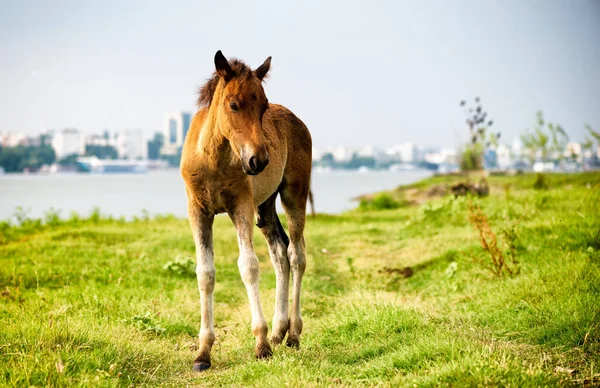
[1,172,599,387]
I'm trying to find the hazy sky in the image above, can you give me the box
[1,0,599,148]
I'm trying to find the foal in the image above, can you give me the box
[180,51,312,371]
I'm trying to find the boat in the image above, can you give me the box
[388,163,417,171]
[77,156,149,174]
[39,163,59,174]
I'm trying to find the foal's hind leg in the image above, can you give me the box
[230,204,272,359]
[280,182,309,348]
[257,193,290,345]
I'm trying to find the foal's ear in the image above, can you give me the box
[214,50,235,80]
[254,56,271,81]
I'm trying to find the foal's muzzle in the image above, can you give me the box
[241,148,269,175]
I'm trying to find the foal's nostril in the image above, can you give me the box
[248,156,258,171]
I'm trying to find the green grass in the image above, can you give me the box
[1,172,599,387]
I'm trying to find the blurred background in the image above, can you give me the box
[1,0,599,220]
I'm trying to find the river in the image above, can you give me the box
[0,169,431,221]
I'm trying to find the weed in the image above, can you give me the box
[127,312,166,335]
[586,246,599,261]
[140,209,151,221]
[503,183,512,200]
[12,206,31,225]
[500,221,519,272]
[533,173,548,190]
[445,261,458,278]
[89,207,102,223]
[535,193,550,210]
[359,193,403,211]
[43,208,61,227]
[68,211,81,225]
[468,200,519,276]
[163,255,196,277]
[346,257,355,275]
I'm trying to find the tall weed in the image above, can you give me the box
[468,200,519,277]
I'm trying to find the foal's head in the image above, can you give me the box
[200,50,272,175]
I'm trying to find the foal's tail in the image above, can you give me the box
[308,188,316,217]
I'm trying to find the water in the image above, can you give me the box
[0,169,431,220]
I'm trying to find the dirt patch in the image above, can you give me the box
[354,174,497,208]
[450,179,489,197]
[379,266,414,278]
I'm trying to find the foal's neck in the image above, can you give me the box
[197,90,232,169]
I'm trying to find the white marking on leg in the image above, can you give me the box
[288,240,306,343]
[238,239,268,339]
[196,243,215,356]
[232,214,271,358]
[269,241,290,343]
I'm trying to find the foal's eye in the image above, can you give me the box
[229,102,239,112]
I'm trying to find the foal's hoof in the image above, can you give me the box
[192,361,211,372]
[286,337,300,348]
[255,342,273,359]
[270,333,286,346]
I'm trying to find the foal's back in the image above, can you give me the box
[267,103,312,171]
[256,103,312,204]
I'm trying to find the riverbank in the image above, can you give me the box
[0,169,432,220]
[1,172,599,386]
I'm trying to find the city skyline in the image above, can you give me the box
[3,126,593,161]
[0,125,528,156]
[1,120,597,175]
[1,1,599,149]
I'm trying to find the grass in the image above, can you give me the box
[1,172,599,387]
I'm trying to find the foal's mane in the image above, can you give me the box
[197,59,253,108]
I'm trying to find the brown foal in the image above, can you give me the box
[180,50,312,371]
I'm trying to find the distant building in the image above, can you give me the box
[356,145,385,159]
[398,142,420,163]
[0,132,27,147]
[312,146,324,161]
[25,135,42,147]
[496,144,511,169]
[484,148,498,169]
[382,142,422,163]
[330,146,356,162]
[565,142,582,162]
[116,129,147,160]
[423,148,457,164]
[511,139,523,159]
[163,111,192,148]
[51,129,85,159]
[85,132,115,147]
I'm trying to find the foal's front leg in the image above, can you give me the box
[188,207,216,372]
[230,207,273,359]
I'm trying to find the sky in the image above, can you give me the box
[1,0,599,149]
